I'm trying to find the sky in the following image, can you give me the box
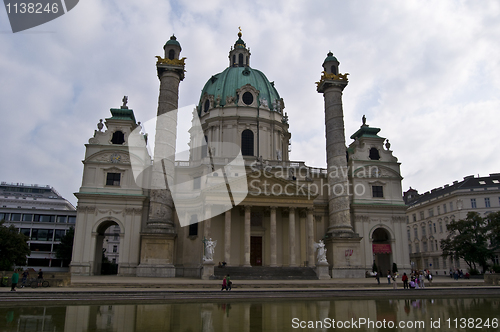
[1,0,499,206]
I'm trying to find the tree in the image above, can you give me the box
[441,212,493,273]
[55,227,74,266]
[0,221,30,271]
[486,211,500,251]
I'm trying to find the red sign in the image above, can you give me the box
[372,244,392,254]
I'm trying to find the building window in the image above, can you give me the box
[471,198,477,208]
[112,258,116,264]
[428,208,434,217]
[439,221,443,233]
[241,129,254,156]
[485,197,491,208]
[424,259,429,268]
[204,99,210,113]
[113,245,117,253]
[372,186,383,198]
[443,258,447,269]
[111,131,125,145]
[106,173,121,186]
[443,204,447,213]
[421,225,426,237]
[433,257,440,269]
[369,147,380,160]
[10,213,21,221]
[435,240,438,251]
[189,215,198,236]
[168,49,175,60]
[57,216,66,223]
[450,202,453,211]
[22,214,33,221]
[113,233,119,241]
[406,216,409,224]
[414,227,418,239]
[433,223,437,233]
[415,243,420,253]
[54,229,66,241]
[68,216,76,224]
[437,206,441,215]
[238,53,244,67]
[430,241,434,251]
[420,211,425,220]
[408,244,412,254]
[407,229,411,240]
[242,92,254,105]
[331,65,337,75]
[428,223,432,235]
[412,214,416,222]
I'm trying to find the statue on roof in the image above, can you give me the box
[362,114,366,126]
[122,96,128,109]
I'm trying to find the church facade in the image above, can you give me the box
[70,32,410,278]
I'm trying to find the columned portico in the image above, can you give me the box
[270,206,277,267]
[243,205,251,267]
[289,207,297,267]
[224,209,231,265]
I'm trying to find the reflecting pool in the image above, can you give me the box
[1,297,500,331]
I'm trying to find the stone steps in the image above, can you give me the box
[213,266,318,280]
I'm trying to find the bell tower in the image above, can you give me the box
[228,28,251,67]
[136,35,186,277]
[317,52,363,278]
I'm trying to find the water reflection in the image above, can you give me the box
[1,298,499,331]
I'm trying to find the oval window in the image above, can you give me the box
[242,92,253,105]
[204,99,210,113]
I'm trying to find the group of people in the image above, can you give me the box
[221,274,232,291]
[450,269,469,280]
[10,268,43,291]
[401,270,432,289]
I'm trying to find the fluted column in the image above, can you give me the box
[307,207,315,266]
[289,207,297,267]
[243,205,251,267]
[204,205,212,239]
[224,209,231,265]
[270,206,277,267]
[317,76,354,236]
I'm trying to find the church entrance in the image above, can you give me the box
[250,236,262,266]
[94,220,120,275]
[372,228,392,277]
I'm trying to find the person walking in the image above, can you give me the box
[387,270,391,284]
[21,269,29,288]
[10,269,19,291]
[37,269,44,287]
[221,276,227,291]
[226,274,232,291]
[402,273,409,289]
[419,273,425,289]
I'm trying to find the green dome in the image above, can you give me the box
[323,51,338,65]
[165,35,180,47]
[198,66,281,111]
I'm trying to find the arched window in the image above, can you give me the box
[238,53,244,67]
[331,65,337,75]
[204,99,210,113]
[111,131,125,145]
[242,92,253,105]
[232,55,236,67]
[241,129,254,156]
[168,49,175,60]
[369,147,380,160]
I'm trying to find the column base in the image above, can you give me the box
[325,234,365,278]
[137,233,176,277]
[202,261,215,280]
[315,262,331,279]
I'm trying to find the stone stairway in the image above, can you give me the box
[213,266,318,280]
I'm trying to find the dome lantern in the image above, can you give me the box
[322,51,340,75]
[228,27,251,68]
[164,35,182,60]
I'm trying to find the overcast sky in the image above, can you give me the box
[1,0,499,206]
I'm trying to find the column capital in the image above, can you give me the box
[289,206,296,212]
[270,206,278,211]
[307,207,315,213]
[244,205,252,212]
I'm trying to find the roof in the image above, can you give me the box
[350,125,384,140]
[165,35,181,47]
[107,108,137,123]
[323,51,339,65]
[406,173,500,207]
[198,66,281,110]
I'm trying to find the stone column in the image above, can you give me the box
[307,207,315,267]
[204,205,212,239]
[289,207,297,267]
[224,209,231,265]
[243,205,251,267]
[317,73,353,236]
[270,206,277,267]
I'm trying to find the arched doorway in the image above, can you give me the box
[94,220,121,275]
[372,228,393,277]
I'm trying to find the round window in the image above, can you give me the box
[242,92,253,105]
[204,99,210,113]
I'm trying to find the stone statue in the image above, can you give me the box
[385,139,391,150]
[215,95,221,107]
[203,238,217,262]
[122,96,128,108]
[97,119,104,132]
[362,114,366,125]
[276,149,282,161]
[226,95,236,106]
[314,240,328,263]
[259,97,268,109]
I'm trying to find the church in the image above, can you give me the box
[70,31,410,279]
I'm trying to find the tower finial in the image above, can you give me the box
[238,26,242,38]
